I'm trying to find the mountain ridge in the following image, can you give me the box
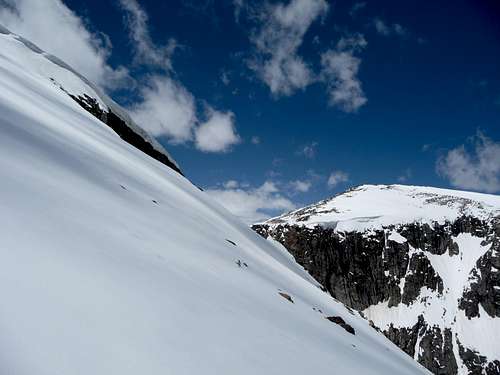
[254,184,500,374]
[262,184,500,230]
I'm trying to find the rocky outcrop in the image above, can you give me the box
[253,215,500,375]
[69,93,183,176]
[459,218,500,319]
[325,315,355,335]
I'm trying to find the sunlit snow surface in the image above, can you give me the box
[264,184,500,232]
[0,30,428,374]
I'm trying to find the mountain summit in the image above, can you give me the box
[254,184,500,374]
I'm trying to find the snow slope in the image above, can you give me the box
[0,30,427,374]
[0,24,180,173]
[264,184,500,232]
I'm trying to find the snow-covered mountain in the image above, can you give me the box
[254,185,500,374]
[0,23,181,175]
[0,27,428,374]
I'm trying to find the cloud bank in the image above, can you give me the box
[206,181,296,224]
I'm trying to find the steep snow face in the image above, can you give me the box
[255,185,500,374]
[264,184,500,232]
[0,30,426,375]
[0,25,181,174]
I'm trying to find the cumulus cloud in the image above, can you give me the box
[118,0,177,70]
[195,109,240,152]
[128,75,197,143]
[327,170,349,188]
[320,34,367,112]
[240,1,368,112]
[206,181,296,224]
[117,0,239,152]
[249,0,329,96]
[436,134,500,193]
[0,0,129,88]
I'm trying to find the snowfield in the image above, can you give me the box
[0,28,427,374]
[264,184,500,232]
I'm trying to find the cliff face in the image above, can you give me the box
[253,185,500,375]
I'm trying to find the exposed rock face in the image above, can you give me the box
[325,315,356,335]
[253,185,500,375]
[69,94,183,175]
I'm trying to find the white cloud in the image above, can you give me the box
[251,136,261,145]
[128,75,197,143]
[320,35,367,112]
[206,181,296,224]
[289,180,312,193]
[220,70,231,85]
[117,0,239,152]
[374,18,409,38]
[374,18,390,36]
[436,134,500,193]
[233,0,245,23]
[297,142,318,159]
[0,0,128,88]
[393,24,408,37]
[336,33,367,52]
[422,143,432,152]
[223,180,240,189]
[397,168,412,183]
[249,0,329,96]
[349,2,366,17]
[118,0,177,70]
[327,170,349,188]
[195,109,240,152]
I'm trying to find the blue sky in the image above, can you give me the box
[1,0,499,223]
